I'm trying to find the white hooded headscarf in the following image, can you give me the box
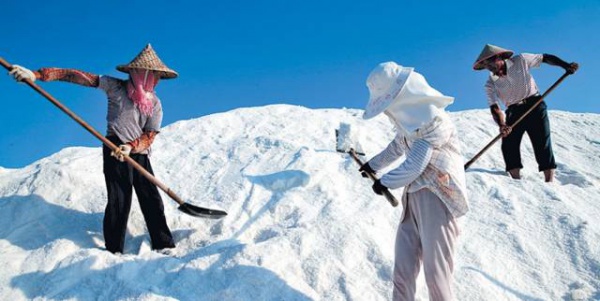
[364,62,454,134]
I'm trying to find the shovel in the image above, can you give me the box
[1,57,227,219]
[336,123,399,207]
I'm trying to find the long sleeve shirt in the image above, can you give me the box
[369,138,433,189]
[368,113,469,221]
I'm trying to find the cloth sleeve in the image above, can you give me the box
[98,76,125,94]
[128,131,158,154]
[367,135,405,171]
[36,68,100,87]
[380,138,433,189]
[485,78,502,107]
[520,53,543,69]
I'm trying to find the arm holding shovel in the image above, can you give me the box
[346,148,399,207]
[363,137,433,197]
[10,65,100,86]
[542,54,579,74]
[8,64,150,161]
[336,123,399,207]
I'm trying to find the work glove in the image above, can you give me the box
[372,179,387,196]
[110,144,132,162]
[566,62,579,75]
[9,65,36,82]
[358,162,375,178]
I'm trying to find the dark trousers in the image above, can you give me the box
[501,98,557,172]
[102,136,175,253]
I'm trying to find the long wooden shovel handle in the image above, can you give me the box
[464,72,571,170]
[349,149,399,207]
[0,57,187,206]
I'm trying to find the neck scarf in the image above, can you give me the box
[127,69,159,116]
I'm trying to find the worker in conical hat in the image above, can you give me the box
[9,44,178,254]
[473,44,579,182]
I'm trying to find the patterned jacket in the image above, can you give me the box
[368,113,468,221]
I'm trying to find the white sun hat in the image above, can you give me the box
[363,61,454,119]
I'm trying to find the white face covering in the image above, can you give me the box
[381,70,448,135]
[385,102,441,135]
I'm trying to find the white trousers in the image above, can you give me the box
[392,188,459,301]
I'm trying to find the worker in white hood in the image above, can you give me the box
[361,62,468,301]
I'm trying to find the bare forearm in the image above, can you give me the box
[34,68,100,87]
[490,104,505,126]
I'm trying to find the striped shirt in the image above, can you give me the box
[485,53,543,107]
[368,113,469,221]
[372,138,432,189]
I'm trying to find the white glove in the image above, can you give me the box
[110,144,132,162]
[9,65,36,82]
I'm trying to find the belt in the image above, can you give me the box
[508,93,541,108]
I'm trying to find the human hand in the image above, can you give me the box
[499,124,512,138]
[110,144,132,162]
[358,162,375,178]
[566,62,579,75]
[9,65,36,82]
[372,179,386,196]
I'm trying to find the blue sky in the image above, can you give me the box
[2,0,598,168]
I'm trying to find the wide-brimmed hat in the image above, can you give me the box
[473,44,514,70]
[363,62,453,119]
[117,44,178,79]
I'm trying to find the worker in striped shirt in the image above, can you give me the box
[473,44,578,182]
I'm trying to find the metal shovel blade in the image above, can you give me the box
[335,122,365,155]
[178,203,228,219]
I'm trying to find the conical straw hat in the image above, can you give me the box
[117,44,178,79]
[473,44,514,70]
